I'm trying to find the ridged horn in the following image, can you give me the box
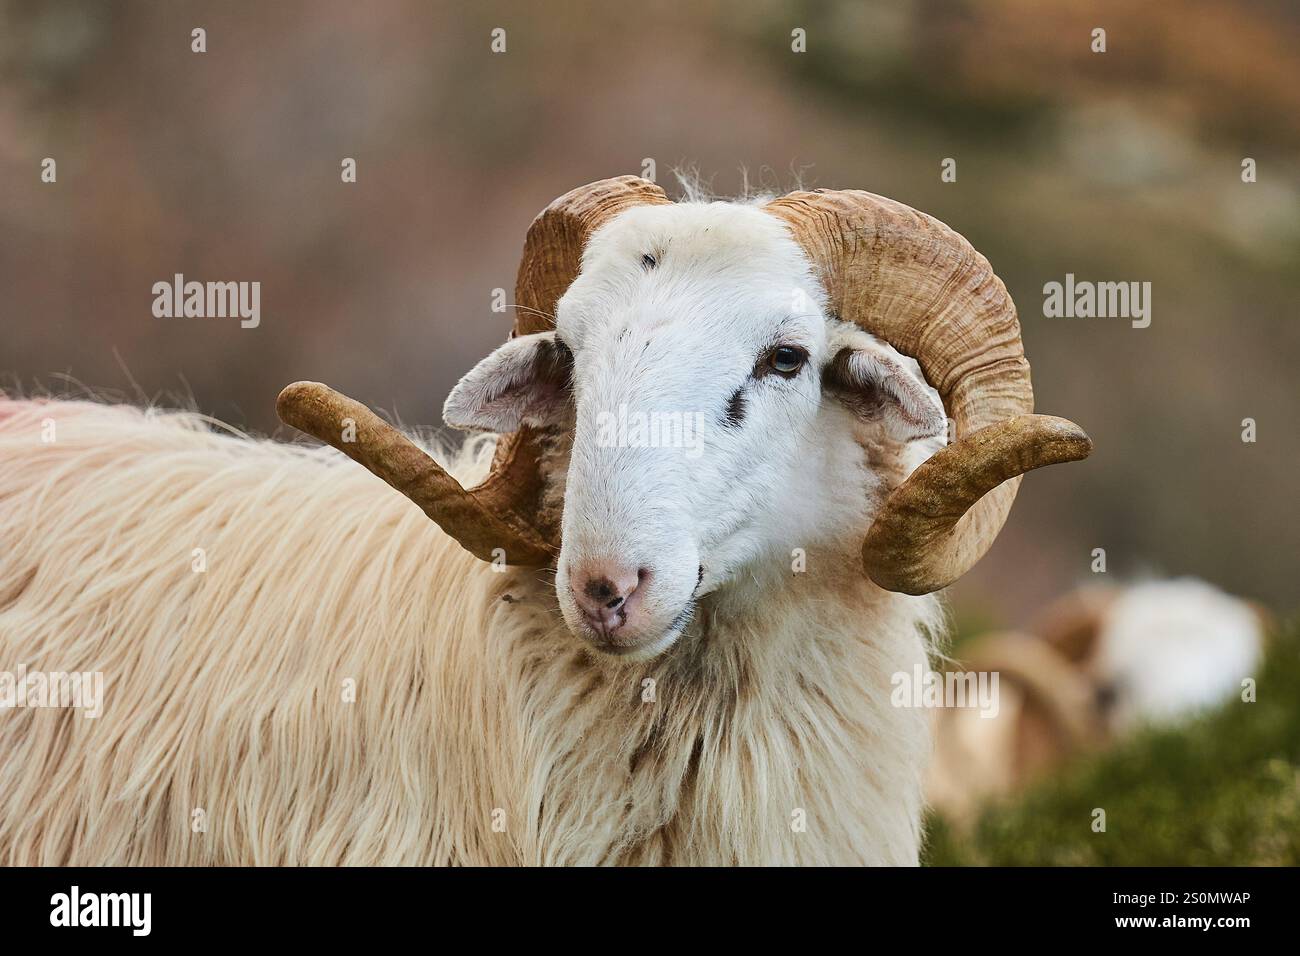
[513,175,672,336]
[276,381,554,565]
[277,177,670,566]
[482,175,671,554]
[764,189,1092,594]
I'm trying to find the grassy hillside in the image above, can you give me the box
[924,620,1300,865]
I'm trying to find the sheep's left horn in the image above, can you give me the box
[765,188,1092,595]
[863,415,1092,594]
[277,381,554,566]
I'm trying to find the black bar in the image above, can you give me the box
[0,866,1288,941]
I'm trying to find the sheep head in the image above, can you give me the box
[278,176,1091,658]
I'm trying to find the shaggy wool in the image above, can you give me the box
[0,397,939,865]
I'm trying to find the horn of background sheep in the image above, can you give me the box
[277,177,670,567]
[764,189,1092,595]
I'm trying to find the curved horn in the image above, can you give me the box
[764,189,1092,594]
[277,381,554,565]
[513,175,672,335]
[482,175,671,554]
[277,177,669,567]
[957,631,1104,764]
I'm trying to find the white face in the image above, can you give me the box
[446,202,945,660]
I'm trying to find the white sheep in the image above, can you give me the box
[0,176,1090,865]
[926,579,1269,820]
[1088,579,1266,731]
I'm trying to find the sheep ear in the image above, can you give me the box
[443,331,572,433]
[823,341,946,441]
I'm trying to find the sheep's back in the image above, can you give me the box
[0,398,504,865]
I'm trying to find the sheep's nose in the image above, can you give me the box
[571,565,645,630]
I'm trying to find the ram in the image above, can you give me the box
[0,176,1090,865]
[928,578,1269,820]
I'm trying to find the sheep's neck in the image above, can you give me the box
[489,551,936,865]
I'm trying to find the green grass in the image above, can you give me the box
[923,619,1300,866]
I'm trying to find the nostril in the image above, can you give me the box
[572,566,646,624]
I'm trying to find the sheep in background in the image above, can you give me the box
[927,578,1269,820]
[1067,579,1266,732]
[926,628,1102,822]
[0,176,1089,865]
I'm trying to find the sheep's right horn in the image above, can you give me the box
[765,189,1092,595]
[277,178,670,568]
[512,175,672,336]
[277,381,554,565]
[479,174,672,554]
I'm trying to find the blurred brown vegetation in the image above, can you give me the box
[2,0,1297,617]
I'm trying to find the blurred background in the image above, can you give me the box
[2,0,1297,861]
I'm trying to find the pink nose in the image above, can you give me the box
[571,565,645,633]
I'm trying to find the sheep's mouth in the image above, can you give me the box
[667,599,697,635]
[581,600,696,660]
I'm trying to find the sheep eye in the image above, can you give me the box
[769,346,807,375]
